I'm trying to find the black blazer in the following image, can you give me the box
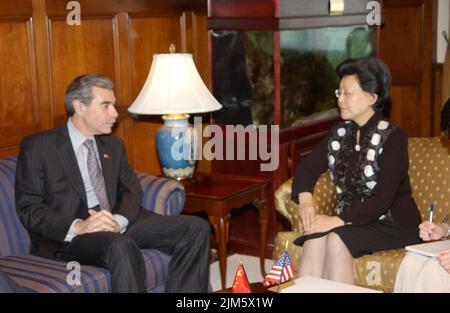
[15,124,143,257]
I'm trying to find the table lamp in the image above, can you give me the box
[128,45,222,180]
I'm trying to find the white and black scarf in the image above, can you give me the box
[327,118,396,221]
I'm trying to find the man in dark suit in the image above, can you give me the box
[15,74,211,293]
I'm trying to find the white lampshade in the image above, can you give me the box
[128,53,222,115]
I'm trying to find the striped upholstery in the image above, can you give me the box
[0,157,30,257]
[0,156,183,293]
[0,254,111,293]
[0,251,171,293]
[141,249,171,293]
[136,172,185,216]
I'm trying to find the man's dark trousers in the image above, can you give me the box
[61,212,211,293]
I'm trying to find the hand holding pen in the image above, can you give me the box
[419,203,447,241]
[418,204,435,241]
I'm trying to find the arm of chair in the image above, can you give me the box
[135,172,185,216]
[275,172,339,234]
[275,178,304,233]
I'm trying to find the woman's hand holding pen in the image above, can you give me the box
[298,192,315,234]
[419,221,447,241]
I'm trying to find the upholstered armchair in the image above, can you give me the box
[273,137,450,292]
[0,156,185,292]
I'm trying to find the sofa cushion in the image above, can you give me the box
[353,248,406,293]
[0,254,111,292]
[141,249,171,293]
[0,250,171,293]
[0,156,30,257]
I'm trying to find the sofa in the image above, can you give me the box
[273,137,450,292]
[0,156,185,293]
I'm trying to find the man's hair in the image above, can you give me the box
[336,57,392,112]
[64,74,114,116]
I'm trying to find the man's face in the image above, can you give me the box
[74,86,118,136]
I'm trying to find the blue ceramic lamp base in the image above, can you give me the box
[156,114,197,180]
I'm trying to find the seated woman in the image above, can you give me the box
[394,215,450,292]
[291,57,422,284]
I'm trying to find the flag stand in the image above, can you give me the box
[263,240,296,290]
[276,242,289,292]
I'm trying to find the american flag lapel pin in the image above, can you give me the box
[103,154,110,160]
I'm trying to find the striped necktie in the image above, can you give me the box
[84,139,111,211]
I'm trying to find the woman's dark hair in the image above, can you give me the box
[336,57,392,112]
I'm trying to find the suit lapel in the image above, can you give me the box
[95,136,116,206]
[56,126,88,206]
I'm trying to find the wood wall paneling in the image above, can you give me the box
[432,63,443,135]
[181,11,210,82]
[195,14,209,83]
[0,0,32,19]
[0,21,37,127]
[32,0,54,133]
[0,18,40,156]
[380,0,433,137]
[46,0,207,17]
[380,6,422,79]
[208,0,276,18]
[191,14,212,173]
[113,12,134,163]
[129,16,183,98]
[48,17,119,120]
[389,86,422,135]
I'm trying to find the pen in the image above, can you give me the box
[429,203,434,224]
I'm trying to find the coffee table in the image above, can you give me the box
[278,276,382,293]
[217,282,275,293]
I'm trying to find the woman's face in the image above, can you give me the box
[336,74,377,126]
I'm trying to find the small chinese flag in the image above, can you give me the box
[231,260,251,293]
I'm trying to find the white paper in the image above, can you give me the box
[405,240,450,258]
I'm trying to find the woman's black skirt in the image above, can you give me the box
[293,219,421,258]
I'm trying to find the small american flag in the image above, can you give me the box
[263,250,296,287]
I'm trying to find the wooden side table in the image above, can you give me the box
[180,173,270,289]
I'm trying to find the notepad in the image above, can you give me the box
[405,240,450,257]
